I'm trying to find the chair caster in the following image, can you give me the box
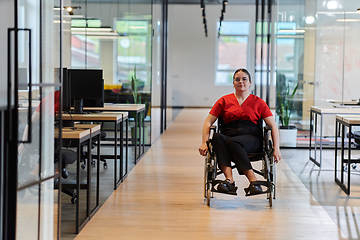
[71,196,77,204]
[91,161,96,167]
[81,164,86,170]
[104,162,108,169]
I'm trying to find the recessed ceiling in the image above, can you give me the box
[72,0,304,5]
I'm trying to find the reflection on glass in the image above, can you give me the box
[276,4,305,130]
[17,187,39,239]
[216,21,249,85]
[40,179,56,239]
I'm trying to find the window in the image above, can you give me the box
[216,21,250,85]
[115,19,152,91]
[71,19,102,68]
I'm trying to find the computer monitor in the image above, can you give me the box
[68,69,104,113]
[62,68,71,112]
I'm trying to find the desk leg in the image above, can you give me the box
[314,113,317,162]
[335,120,338,180]
[96,133,100,207]
[309,110,313,161]
[135,112,138,163]
[310,111,321,167]
[138,111,141,161]
[86,138,91,219]
[126,119,129,176]
[341,124,345,184]
[114,121,118,190]
[120,120,124,181]
[142,110,145,154]
[347,125,352,194]
[76,142,81,233]
[320,114,323,168]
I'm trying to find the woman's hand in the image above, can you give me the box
[273,147,282,163]
[199,142,208,156]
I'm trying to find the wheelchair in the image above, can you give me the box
[204,118,276,207]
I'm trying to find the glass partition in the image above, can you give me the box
[70,1,153,146]
[277,0,360,145]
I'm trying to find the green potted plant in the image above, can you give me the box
[130,66,141,104]
[129,66,149,144]
[276,83,299,147]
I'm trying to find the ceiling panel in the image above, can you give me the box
[72,0,303,5]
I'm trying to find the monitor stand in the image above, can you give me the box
[72,99,90,114]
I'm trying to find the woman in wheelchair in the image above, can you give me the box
[199,68,282,196]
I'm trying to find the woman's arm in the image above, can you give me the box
[264,116,282,163]
[199,114,218,156]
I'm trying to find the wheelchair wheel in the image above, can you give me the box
[206,186,211,206]
[264,154,274,207]
[268,185,273,207]
[204,144,216,206]
[204,155,209,198]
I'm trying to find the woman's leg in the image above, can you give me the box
[225,135,261,183]
[212,133,234,183]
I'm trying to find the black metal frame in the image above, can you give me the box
[160,0,168,134]
[3,1,64,238]
[335,117,360,195]
[254,0,272,105]
[64,113,128,190]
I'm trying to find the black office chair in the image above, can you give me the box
[54,148,78,204]
[62,130,107,169]
[204,117,276,207]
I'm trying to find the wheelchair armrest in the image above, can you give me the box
[264,126,272,132]
[210,126,216,134]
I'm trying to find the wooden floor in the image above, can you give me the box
[75,108,345,240]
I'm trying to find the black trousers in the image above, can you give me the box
[212,132,262,175]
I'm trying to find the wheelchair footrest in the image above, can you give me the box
[244,180,272,197]
[211,180,238,196]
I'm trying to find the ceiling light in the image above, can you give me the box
[278,29,305,33]
[129,26,146,29]
[357,8,360,12]
[305,16,315,24]
[54,6,81,15]
[327,1,338,10]
[336,19,360,22]
[71,27,112,32]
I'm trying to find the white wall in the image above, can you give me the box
[167,4,256,107]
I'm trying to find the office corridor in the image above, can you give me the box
[75,108,343,240]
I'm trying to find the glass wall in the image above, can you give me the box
[16,0,61,238]
[71,1,153,145]
[277,0,360,142]
[216,21,250,85]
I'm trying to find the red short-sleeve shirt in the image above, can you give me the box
[209,93,272,124]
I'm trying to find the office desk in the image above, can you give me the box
[335,115,360,195]
[85,103,145,163]
[309,106,360,168]
[56,127,99,233]
[62,112,126,190]
[73,123,101,219]
[328,100,359,105]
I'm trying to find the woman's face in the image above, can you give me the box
[233,71,251,92]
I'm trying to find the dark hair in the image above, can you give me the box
[233,68,251,83]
